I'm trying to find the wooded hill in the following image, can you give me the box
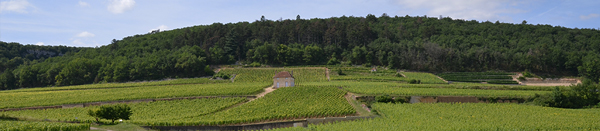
[1,14,600,89]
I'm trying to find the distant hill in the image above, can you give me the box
[2,14,600,90]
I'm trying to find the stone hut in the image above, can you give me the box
[273,71,294,88]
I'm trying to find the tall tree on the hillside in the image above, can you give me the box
[578,53,600,82]
[0,69,16,90]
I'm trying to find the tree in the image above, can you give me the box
[88,104,132,123]
[578,53,600,83]
[0,69,16,90]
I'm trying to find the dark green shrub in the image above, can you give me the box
[408,79,421,84]
[518,76,526,81]
[337,68,345,75]
[394,97,408,103]
[249,62,261,67]
[212,72,231,79]
[395,73,403,77]
[375,95,393,103]
[522,69,535,78]
[88,104,132,123]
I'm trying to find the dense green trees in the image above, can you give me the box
[88,104,132,123]
[1,14,599,89]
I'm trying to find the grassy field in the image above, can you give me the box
[2,98,247,124]
[0,119,90,131]
[0,78,230,93]
[219,68,327,83]
[343,86,549,97]
[438,72,518,84]
[274,103,600,130]
[401,72,447,84]
[0,82,268,109]
[141,86,354,126]
[303,81,561,92]
[0,66,589,130]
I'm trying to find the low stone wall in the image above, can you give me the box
[359,96,522,104]
[307,116,376,125]
[0,106,62,112]
[142,116,376,131]
[144,120,306,131]
[437,96,479,103]
[522,78,579,84]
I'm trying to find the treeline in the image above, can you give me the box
[0,41,84,72]
[2,14,600,89]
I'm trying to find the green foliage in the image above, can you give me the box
[0,69,16,90]
[88,104,132,123]
[0,82,267,109]
[336,68,344,75]
[290,103,600,130]
[487,80,519,84]
[518,76,526,81]
[578,53,600,83]
[341,82,549,97]
[219,68,327,83]
[212,72,231,79]
[249,62,261,67]
[533,83,600,108]
[375,95,393,103]
[408,79,420,84]
[5,98,246,124]
[395,73,403,77]
[438,72,517,84]
[0,120,90,131]
[3,15,600,90]
[401,72,446,84]
[522,69,536,78]
[140,86,355,126]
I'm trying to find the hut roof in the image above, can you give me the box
[273,71,293,78]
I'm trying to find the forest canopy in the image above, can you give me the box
[1,14,599,89]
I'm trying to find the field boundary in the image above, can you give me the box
[142,116,376,131]
[355,95,525,103]
[0,96,256,112]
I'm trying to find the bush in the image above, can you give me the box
[88,104,132,123]
[518,76,526,81]
[337,68,345,75]
[394,97,408,103]
[249,62,261,67]
[395,73,403,77]
[408,79,421,84]
[212,72,231,79]
[375,95,393,103]
[522,69,535,78]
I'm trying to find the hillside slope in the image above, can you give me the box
[2,14,600,89]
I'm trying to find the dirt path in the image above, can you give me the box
[249,85,276,102]
[90,127,113,131]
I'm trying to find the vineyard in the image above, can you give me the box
[274,103,600,130]
[219,68,327,83]
[0,120,90,131]
[1,98,247,124]
[438,72,519,84]
[401,72,447,84]
[329,67,446,84]
[0,78,230,93]
[0,66,588,130]
[303,81,564,91]
[138,86,355,126]
[343,84,549,97]
[0,82,268,109]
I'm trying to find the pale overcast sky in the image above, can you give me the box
[1,0,599,47]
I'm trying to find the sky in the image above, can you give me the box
[1,0,599,47]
